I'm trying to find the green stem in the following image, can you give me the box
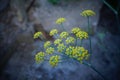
[102,0,118,14]
[83,62,107,80]
[61,23,66,31]
[75,37,78,46]
[80,39,83,46]
[101,0,120,32]
[87,17,92,59]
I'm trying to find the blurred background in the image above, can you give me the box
[0,0,120,80]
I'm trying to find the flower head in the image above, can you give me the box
[54,39,62,45]
[71,27,81,34]
[66,37,75,44]
[60,31,69,38]
[46,47,54,54]
[76,31,88,39]
[57,43,66,52]
[65,46,74,57]
[49,55,60,67]
[34,32,42,39]
[65,46,89,63]
[80,10,95,17]
[50,29,58,36]
[35,52,45,63]
[56,17,66,24]
[44,41,51,49]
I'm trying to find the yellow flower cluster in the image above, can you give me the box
[76,31,88,39]
[34,32,42,39]
[80,10,95,17]
[35,52,45,63]
[49,55,60,67]
[50,29,58,36]
[66,37,75,44]
[60,31,69,38]
[55,17,66,24]
[34,13,92,67]
[71,27,81,34]
[46,47,54,54]
[57,43,66,52]
[54,39,62,45]
[44,41,51,49]
[65,46,89,63]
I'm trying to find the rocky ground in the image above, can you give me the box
[0,0,120,80]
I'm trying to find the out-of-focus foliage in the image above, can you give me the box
[48,0,59,5]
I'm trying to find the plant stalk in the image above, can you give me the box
[87,17,92,60]
[102,0,118,14]
[80,39,83,46]
[61,23,66,31]
[83,62,107,80]
[101,0,120,33]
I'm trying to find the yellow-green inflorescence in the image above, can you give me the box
[34,16,90,67]
[35,52,45,63]
[49,55,60,67]
[55,17,66,24]
[34,32,42,39]
[76,31,88,39]
[44,41,51,49]
[54,39,62,45]
[65,46,89,63]
[46,47,54,54]
[66,37,75,44]
[71,27,81,34]
[57,43,66,53]
[50,29,58,36]
[60,31,69,38]
[71,27,88,39]
[80,10,96,17]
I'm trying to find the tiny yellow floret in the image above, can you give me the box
[76,31,88,39]
[46,47,54,54]
[60,31,69,38]
[44,41,51,49]
[54,39,62,45]
[49,55,60,67]
[57,43,66,52]
[56,17,66,24]
[80,10,95,17]
[35,52,45,63]
[71,27,81,34]
[66,37,75,44]
[34,32,42,39]
[50,29,58,36]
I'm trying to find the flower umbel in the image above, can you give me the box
[66,37,75,44]
[34,32,42,39]
[57,43,66,52]
[80,10,95,17]
[50,29,58,36]
[65,46,89,63]
[54,39,62,45]
[46,47,54,54]
[44,41,51,49]
[49,55,60,67]
[60,31,69,38]
[32,10,108,80]
[35,52,45,63]
[76,31,88,39]
[71,27,81,34]
[56,17,66,24]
